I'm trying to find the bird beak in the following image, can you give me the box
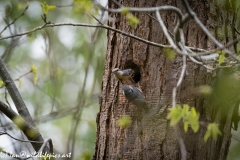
[112,68,119,73]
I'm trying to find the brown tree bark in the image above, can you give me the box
[94,0,234,160]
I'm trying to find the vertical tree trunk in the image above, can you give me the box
[94,0,234,159]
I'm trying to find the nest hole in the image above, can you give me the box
[124,61,141,83]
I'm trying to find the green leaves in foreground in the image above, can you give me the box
[164,48,176,60]
[41,2,56,15]
[31,65,38,85]
[167,104,199,133]
[167,104,222,142]
[204,123,222,142]
[117,115,132,128]
[126,14,140,27]
[0,81,4,87]
[120,7,140,27]
[217,51,226,65]
[121,7,130,15]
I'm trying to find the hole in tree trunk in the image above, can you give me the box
[124,61,141,83]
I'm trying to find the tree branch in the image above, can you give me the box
[0,59,35,127]
[0,100,49,153]
[96,3,183,19]
[0,22,167,48]
[0,60,50,153]
[0,4,29,35]
[182,0,240,62]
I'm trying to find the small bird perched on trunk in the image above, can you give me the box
[112,68,149,112]
[112,68,135,84]
[122,84,149,112]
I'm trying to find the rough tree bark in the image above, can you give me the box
[94,0,235,160]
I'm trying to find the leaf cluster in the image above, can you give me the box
[167,104,222,142]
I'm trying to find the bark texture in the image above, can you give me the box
[94,0,235,159]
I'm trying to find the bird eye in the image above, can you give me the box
[112,68,119,73]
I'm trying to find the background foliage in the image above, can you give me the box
[0,0,106,159]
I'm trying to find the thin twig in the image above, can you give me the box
[173,28,188,160]
[37,138,53,154]
[0,59,36,127]
[196,37,240,56]
[182,0,240,62]
[0,22,167,48]
[0,94,48,153]
[0,131,43,143]
[0,4,29,34]
[96,3,183,19]
[155,11,186,55]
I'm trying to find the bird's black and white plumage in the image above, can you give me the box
[122,84,149,112]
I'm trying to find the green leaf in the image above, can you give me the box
[126,14,140,27]
[204,123,222,142]
[41,2,48,14]
[121,7,130,15]
[182,104,189,117]
[183,121,189,132]
[218,52,225,65]
[31,65,38,85]
[211,124,222,140]
[41,2,56,14]
[204,129,211,142]
[18,78,22,88]
[48,5,56,11]
[0,80,4,87]
[189,108,199,132]
[167,106,182,126]
[191,107,199,118]
[167,105,200,133]
[190,119,199,133]
[164,48,176,60]
[117,115,132,128]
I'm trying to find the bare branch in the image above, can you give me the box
[0,22,168,48]
[96,3,184,19]
[172,28,188,160]
[0,61,49,153]
[0,100,49,152]
[196,37,240,56]
[0,4,29,35]
[0,21,217,56]
[182,0,240,62]
[0,59,35,127]
[37,138,53,154]
[0,131,43,143]
[155,11,187,56]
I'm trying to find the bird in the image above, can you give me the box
[112,68,135,84]
[122,84,149,112]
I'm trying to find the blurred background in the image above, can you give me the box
[0,0,107,159]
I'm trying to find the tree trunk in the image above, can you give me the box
[94,0,234,159]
